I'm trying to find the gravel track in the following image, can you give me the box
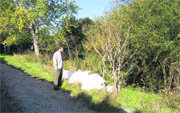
[0,63,96,113]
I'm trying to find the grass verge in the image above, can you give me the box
[0,53,179,113]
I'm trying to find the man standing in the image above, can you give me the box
[53,45,63,90]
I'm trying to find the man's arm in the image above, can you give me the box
[59,53,63,69]
[53,52,58,70]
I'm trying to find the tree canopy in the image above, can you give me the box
[0,0,78,55]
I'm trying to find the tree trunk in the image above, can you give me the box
[67,43,72,60]
[65,37,72,60]
[33,35,39,56]
[112,73,118,94]
[30,23,39,56]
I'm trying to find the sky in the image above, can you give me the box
[76,0,114,19]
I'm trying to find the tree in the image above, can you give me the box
[38,28,56,52]
[0,0,16,44]
[56,17,93,60]
[1,0,78,56]
[85,0,180,91]
[126,0,180,88]
[85,12,133,93]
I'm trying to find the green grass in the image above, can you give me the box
[0,54,179,113]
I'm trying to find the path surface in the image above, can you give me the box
[0,63,96,113]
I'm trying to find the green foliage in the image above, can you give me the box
[38,28,57,51]
[84,52,102,72]
[84,0,180,89]
[0,0,78,55]
[0,0,17,45]
[124,0,180,88]
[56,17,94,59]
[82,0,180,91]
[84,4,132,92]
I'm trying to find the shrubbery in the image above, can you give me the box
[83,0,180,91]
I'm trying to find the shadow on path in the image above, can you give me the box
[77,92,127,113]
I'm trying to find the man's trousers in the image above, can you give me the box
[54,68,63,87]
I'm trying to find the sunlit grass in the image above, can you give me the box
[0,54,178,113]
[0,54,12,58]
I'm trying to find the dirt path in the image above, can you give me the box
[0,63,96,113]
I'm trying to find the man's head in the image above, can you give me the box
[58,45,63,52]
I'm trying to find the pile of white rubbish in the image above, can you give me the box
[62,69,113,92]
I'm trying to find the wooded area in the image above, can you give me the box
[0,0,180,93]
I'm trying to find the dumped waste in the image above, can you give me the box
[63,70,113,92]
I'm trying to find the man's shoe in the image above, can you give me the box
[53,86,59,90]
